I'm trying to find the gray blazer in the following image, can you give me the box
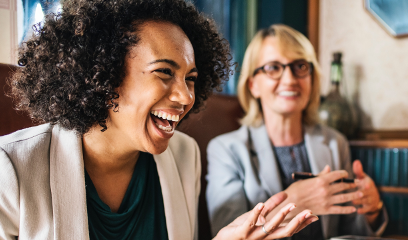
[0,124,200,240]
[206,123,387,239]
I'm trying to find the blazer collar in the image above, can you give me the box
[49,125,90,240]
[250,124,334,239]
[153,147,192,240]
[304,125,334,175]
[248,124,283,196]
[49,125,192,240]
[304,124,334,239]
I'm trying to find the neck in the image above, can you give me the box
[82,126,139,176]
[263,111,303,147]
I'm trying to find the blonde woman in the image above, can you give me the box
[206,24,387,239]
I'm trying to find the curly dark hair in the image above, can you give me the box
[9,0,233,134]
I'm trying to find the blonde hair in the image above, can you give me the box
[237,24,321,127]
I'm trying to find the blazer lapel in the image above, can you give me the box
[249,125,283,196]
[49,125,89,240]
[304,125,334,239]
[154,149,192,240]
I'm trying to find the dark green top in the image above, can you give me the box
[85,152,169,240]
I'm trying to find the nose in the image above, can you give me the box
[279,66,297,85]
[169,78,194,106]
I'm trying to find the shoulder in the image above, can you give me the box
[0,124,53,151]
[305,123,348,145]
[208,125,249,150]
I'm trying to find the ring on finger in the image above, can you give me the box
[262,224,270,235]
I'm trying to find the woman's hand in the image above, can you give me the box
[213,192,318,240]
[352,160,382,226]
[281,165,362,218]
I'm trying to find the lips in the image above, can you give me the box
[150,111,180,133]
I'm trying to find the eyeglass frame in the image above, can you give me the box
[252,60,314,80]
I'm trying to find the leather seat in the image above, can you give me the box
[0,63,33,136]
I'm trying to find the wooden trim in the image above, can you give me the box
[307,0,319,55]
[349,140,408,148]
[378,186,408,195]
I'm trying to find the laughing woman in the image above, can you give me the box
[206,24,387,239]
[0,1,316,240]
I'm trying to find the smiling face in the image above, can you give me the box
[248,36,312,120]
[106,21,197,154]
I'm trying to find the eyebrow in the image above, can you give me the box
[149,59,198,74]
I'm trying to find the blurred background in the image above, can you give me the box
[2,0,408,134]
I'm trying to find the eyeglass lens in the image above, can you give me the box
[264,60,311,79]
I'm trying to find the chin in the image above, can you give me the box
[145,140,170,155]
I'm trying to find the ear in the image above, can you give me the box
[248,77,261,98]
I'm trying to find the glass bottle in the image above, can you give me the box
[319,52,356,138]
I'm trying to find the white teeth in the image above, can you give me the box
[279,91,298,97]
[155,123,173,132]
[150,111,180,122]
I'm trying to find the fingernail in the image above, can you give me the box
[289,204,296,211]
[257,203,264,210]
[305,212,312,218]
[358,192,364,197]
[311,217,319,223]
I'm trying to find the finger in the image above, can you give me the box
[329,182,357,195]
[261,192,288,219]
[357,204,376,214]
[353,160,366,179]
[321,170,349,184]
[263,203,296,233]
[326,205,357,214]
[318,165,331,175]
[294,215,319,233]
[330,191,364,205]
[352,198,363,206]
[242,203,264,232]
[266,210,312,239]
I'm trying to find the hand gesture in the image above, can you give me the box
[283,165,362,217]
[214,192,318,240]
[352,160,382,224]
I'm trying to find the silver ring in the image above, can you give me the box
[262,224,270,235]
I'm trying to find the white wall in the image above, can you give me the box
[0,0,17,64]
[319,0,408,130]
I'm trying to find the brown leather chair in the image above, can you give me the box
[0,63,34,136]
[177,94,244,240]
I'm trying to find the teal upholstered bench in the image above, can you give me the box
[350,140,408,237]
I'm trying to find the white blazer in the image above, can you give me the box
[0,124,200,240]
[206,123,387,239]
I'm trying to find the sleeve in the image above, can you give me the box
[0,147,20,240]
[337,136,388,236]
[205,137,249,237]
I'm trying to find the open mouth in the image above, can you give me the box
[150,111,180,132]
[279,91,299,97]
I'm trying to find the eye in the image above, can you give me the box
[154,68,174,79]
[186,76,197,82]
[294,61,309,71]
[264,63,281,72]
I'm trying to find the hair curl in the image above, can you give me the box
[10,0,233,134]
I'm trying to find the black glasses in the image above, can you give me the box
[253,59,313,80]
